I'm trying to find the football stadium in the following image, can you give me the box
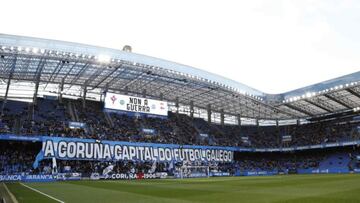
[0,33,360,203]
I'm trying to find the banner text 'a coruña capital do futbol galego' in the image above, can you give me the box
[33,136,234,168]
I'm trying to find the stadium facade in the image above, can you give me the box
[1,34,360,182]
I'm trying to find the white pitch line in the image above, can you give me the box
[19,182,65,203]
[3,183,19,203]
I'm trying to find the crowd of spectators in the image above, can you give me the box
[1,98,360,149]
[234,152,323,172]
[0,142,39,175]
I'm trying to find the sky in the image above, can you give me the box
[1,0,360,94]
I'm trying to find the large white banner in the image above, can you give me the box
[104,93,168,116]
[39,139,233,163]
[32,137,234,167]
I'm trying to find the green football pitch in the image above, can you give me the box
[3,174,360,203]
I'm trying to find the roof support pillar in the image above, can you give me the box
[220,109,224,126]
[207,104,212,124]
[190,100,194,118]
[101,83,109,103]
[237,114,241,127]
[82,83,87,109]
[124,86,128,95]
[160,92,164,101]
[59,78,65,104]
[33,59,46,106]
[1,58,16,116]
[175,97,179,114]
[276,119,280,146]
[33,80,40,106]
[1,77,11,116]
[142,89,146,98]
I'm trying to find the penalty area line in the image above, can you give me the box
[19,182,65,203]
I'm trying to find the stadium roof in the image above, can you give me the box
[0,34,359,121]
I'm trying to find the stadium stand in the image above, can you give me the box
[1,98,360,148]
[1,34,360,180]
[1,97,360,177]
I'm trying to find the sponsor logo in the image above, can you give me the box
[0,175,22,182]
[0,174,55,182]
[111,95,117,104]
[103,173,156,180]
[90,173,100,180]
[155,172,168,179]
[24,174,54,181]
[57,173,82,181]
[211,172,230,177]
